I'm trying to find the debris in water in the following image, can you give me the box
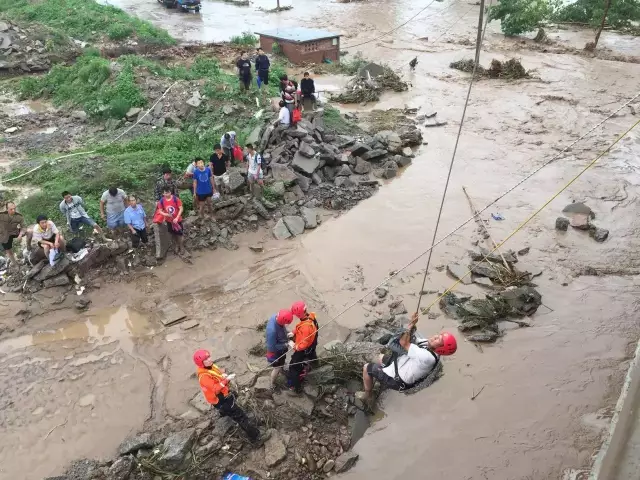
[331,63,408,104]
[450,57,531,79]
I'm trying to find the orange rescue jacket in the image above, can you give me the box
[293,313,319,352]
[197,365,229,405]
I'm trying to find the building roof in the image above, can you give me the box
[255,27,341,43]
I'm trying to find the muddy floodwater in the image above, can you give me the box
[2,1,640,479]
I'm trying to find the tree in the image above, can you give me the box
[555,0,640,29]
[591,0,613,49]
[488,0,555,36]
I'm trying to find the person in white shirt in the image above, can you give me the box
[362,312,457,400]
[277,100,291,126]
[245,143,264,197]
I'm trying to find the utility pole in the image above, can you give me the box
[593,0,613,49]
[474,0,485,66]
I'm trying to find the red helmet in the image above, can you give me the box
[291,301,307,319]
[276,309,293,326]
[434,332,457,356]
[193,349,211,368]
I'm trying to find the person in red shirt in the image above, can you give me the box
[193,349,260,442]
[156,186,185,255]
[287,300,319,393]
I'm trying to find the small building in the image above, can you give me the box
[256,27,341,65]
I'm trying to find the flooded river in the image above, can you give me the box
[1,1,640,479]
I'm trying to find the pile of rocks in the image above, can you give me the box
[0,20,78,73]
[555,202,609,242]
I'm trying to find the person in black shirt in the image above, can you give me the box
[210,144,231,195]
[300,71,316,110]
[236,52,252,92]
[255,48,270,90]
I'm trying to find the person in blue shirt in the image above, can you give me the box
[265,309,294,390]
[124,195,147,247]
[192,157,216,218]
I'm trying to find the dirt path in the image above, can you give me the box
[1,2,640,479]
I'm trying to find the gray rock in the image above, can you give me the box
[260,124,275,151]
[295,173,311,192]
[163,115,181,127]
[470,262,501,280]
[287,125,308,138]
[108,455,134,480]
[562,202,593,217]
[159,429,196,468]
[336,164,352,176]
[473,276,494,288]
[590,226,609,242]
[353,157,372,174]
[270,181,286,198]
[382,161,398,179]
[189,392,210,413]
[349,143,371,157]
[43,274,70,288]
[323,459,336,472]
[283,216,305,236]
[153,117,166,128]
[569,212,591,230]
[227,169,245,193]
[371,328,393,345]
[136,110,152,125]
[298,141,315,158]
[447,263,472,284]
[306,364,335,384]
[555,217,570,231]
[212,416,235,438]
[401,147,414,157]
[34,258,70,282]
[301,207,318,229]
[71,110,88,122]
[374,130,403,153]
[222,105,234,115]
[517,247,530,256]
[126,107,141,120]
[271,164,297,183]
[389,301,407,316]
[264,429,287,467]
[335,451,359,473]
[246,125,262,146]
[312,172,323,185]
[119,433,153,456]
[186,93,202,108]
[273,219,292,240]
[361,149,388,162]
[375,286,388,298]
[253,375,272,394]
[334,176,356,188]
[292,152,320,175]
[394,154,412,167]
[284,192,297,203]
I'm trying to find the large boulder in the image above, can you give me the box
[374,130,403,153]
[43,274,70,288]
[297,141,315,158]
[353,157,372,174]
[259,125,275,151]
[287,125,308,139]
[34,257,70,282]
[273,219,292,240]
[227,169,245,193]
[349,143,371,157]
[295,173,310,192]
[394,154,412,167]
[292,152,320,176]
[118,433,153,456]
[270,181,286,198]
[159,429,196,468]
[301,207,318,229]
[361,149,388,162]
[264,429,287,467]
[283,216,305,236]
[271,164,297,183]
[336,164,352,177]
[108,455,134,480]
[335,451,359,473]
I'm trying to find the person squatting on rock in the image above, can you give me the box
[0,202,26,266]
[265,308,294,390]
[193,349,261,442]
[31,215,65,265]
[362,312,457,401]
[124,195,148,248]
[59,191,103,236]
[287,301,319,394]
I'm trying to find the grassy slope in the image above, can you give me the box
[0,0,175,45]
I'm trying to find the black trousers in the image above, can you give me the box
[287,348,317,390]
[130,227,148,248]
[215,395,259,440]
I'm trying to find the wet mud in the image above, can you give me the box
[2,1,640,479]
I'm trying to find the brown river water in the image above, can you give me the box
[1,1,640,479]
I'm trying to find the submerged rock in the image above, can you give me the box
[555,217,570,231]
[335,451,359,473]
[589,226,609,242]
[447,263,472,284]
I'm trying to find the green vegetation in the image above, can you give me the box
[230,31,257,46]
[335,53,369,75]
[489,0,640,36]
[323,105,360,134]
[488,0,557,36]
[0,0,175,45]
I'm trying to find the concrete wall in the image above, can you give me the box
[259,36,340,65]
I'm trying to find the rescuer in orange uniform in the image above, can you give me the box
[193,349,260,441]
[287,301,319,393]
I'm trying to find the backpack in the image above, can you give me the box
[67,237,87,253]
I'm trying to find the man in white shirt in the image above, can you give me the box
[277,100,290,126]
[362,312,457,400]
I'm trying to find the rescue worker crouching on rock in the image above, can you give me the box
[193,349,261,442]
[362,312,457,402]
[287,301,319,394]
[265,309,294,390]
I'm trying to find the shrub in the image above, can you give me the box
[230,31,257,46]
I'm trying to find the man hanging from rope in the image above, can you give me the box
[361,312,457,403]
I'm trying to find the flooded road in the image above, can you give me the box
[2,1,640,479]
